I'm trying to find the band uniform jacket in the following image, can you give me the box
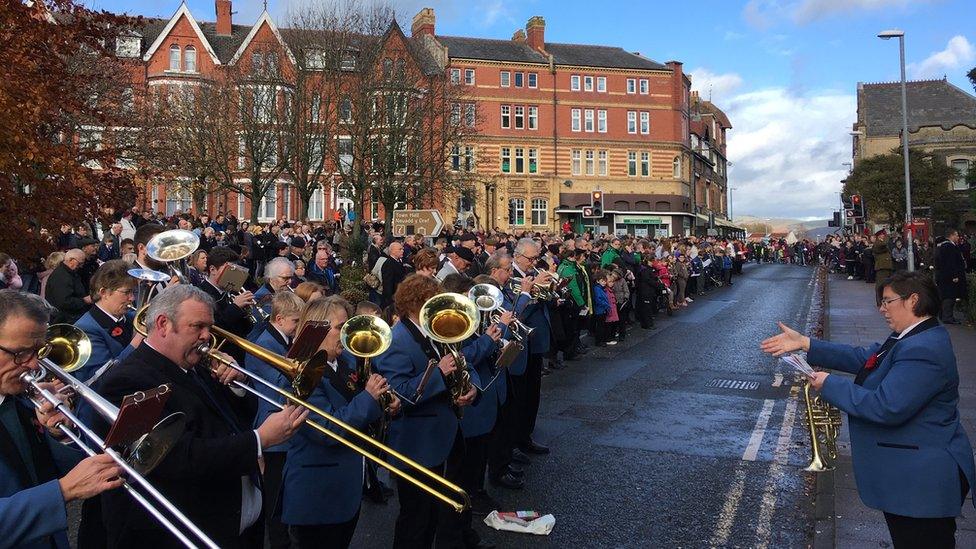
[500,287,531,377]
[73,308,136,383]
[512,265,551,355]
[0,398,83,549]
[372,321,480,468]
[280,351,382,525]
[198,279,254,364]
[810,324,976,518]
[243,324,291,453]
[93,344,261,548]
[459,334,503,439]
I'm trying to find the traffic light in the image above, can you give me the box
[584,190,603,219]
[851,194,866,218]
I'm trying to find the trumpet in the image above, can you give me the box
[419,293,479,418]
[25,325,218,548]
[509,271,563,301]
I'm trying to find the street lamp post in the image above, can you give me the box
[878,29,915,272]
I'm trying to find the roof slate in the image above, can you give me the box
[435,35,668,71]
[859,79,976,137]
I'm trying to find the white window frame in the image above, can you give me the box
[464,103,476,127]
[951,158,971,190]
[511,198,526,226]
[640,111,650,134]
[514,147,525,173]
[500,71,510,87]
[309,184,325,221]
[673,156,682,179]
[184,46,197,72]
[639,79,649,94]
[528,73,538,88]
[501,105,511,129]
[571,108,581,132]
[626,78,636,94]
[627,111,637,134]
[237,193,246,219]
[597,76,606,92]
[640,152,650,176]
[501,147,511,173]
[514,105,525,129]
[584,76,594,92]
[528,148,537,173]
[571,149,581,175]
[571,75,581,91]
[528,106,538,130]
[627,151,637,176]
[464,68,475,85]
[597,109,607,133]
[585,150,595,175]
[165,183,192,216]
[598,150,608,176]
[584,109,594,132]
[450,68,461,84]
[169,44,181,71]
[514,72,524,88]
[531,198,548,226]
[259,185,278,222]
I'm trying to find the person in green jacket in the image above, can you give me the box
[600,237,622,268]
[557,249,591,360]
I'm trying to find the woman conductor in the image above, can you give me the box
[761,271,975,548]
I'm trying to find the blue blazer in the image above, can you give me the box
[810,326,976,518]
[504,289,532,377]
[244,324,291,453]
[73,309,136,383]
[281,352,382,525]
[0,398,83,549]
[372,321,479,468]
[512,268,551,355]
[460,334,501,438]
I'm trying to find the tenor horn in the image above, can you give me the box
[146,229,199,283]
[340,315,395,412]
[419,293,478,417]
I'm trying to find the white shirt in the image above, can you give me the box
[94,303,123,324]
[897,317,931,339]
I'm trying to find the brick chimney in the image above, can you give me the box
[525,16,545,51]
[411,7,435,38]
[512,29,526,43]
[216,0,232,37]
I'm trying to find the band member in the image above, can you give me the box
[73,260,142,383]
[253,258,296,329]
[244,291,305,549]
[133,223,170,277]
[372,274,479,548]
[198,247,257,364]
[0,290,124,549]
[485,254,531,490]
[762,271,975,548]
[436,246,474,282]
[92,285,308,548]
[511,238,551,456]
[281,296,397,548]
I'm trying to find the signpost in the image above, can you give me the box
[391,210,445,237]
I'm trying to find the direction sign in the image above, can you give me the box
[391,210,445,237]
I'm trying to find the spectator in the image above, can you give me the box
[45,249,91,324]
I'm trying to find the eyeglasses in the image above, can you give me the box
[519,253,540,261]
[879,295,906,309]
[0,343,49,366]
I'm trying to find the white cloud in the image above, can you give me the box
[743,0,938,27]
[724,88,856,219]
[908,35,976,79]
[689,68,744,104]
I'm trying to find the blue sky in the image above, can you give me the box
[87,0,976,220]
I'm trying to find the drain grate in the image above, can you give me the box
[704,378,760,391]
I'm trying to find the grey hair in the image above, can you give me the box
[144,285,214,334]
[484,252,512,273]
[514,238,539,257]
[0,289,51,329]
[64,248,85,262]
[265,257,295,279]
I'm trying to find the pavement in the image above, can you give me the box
[819,274,976,548]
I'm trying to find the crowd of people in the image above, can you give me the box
[1,205,760,549]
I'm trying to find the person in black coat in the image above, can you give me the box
[195,247,256,364]
[379,241,406,308]
[44,249,90,324]
[90,285,307,549]
[935,229,968,324]
[636,258,664,329]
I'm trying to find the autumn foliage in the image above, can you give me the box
[0,0,139,262]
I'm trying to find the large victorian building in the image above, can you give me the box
[111,2,734,235]
[853,78,976,233]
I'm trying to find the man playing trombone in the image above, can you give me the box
[91,285,308,548]
[0,290,124,549]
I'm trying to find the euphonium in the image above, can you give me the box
[145,229,200,284]
[340,314,395,410]
[419,293,479,418]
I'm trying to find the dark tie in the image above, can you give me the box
[188,370,241,435]
[854,334,898,386]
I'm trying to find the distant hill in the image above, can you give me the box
[733,216,828,234]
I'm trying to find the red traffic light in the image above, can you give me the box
[851,194,861,205]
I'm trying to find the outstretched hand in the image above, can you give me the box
[759,322,810,357]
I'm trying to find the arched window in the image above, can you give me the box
[169,44,181,71]
[634,200,650,211]
[655,200,671,211]
[531,198,547,225]
[673,156,682,179]
[614,200,630,211]
[184,45,197,72]
[382,58,393,79]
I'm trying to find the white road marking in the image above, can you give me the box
[754,394,801,548]
[742,399,775,462]
[709,466,748,548]
[772,373,783,387]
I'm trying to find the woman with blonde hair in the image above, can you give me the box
[294,281,325,303]
[38,251,65,299]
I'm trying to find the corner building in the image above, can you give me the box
[412,10,704,236]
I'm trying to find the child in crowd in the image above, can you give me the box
[605,271,619,345]
[609,268,629,342]
[592,270,611,347]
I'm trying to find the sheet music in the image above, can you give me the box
[780,354,815,377]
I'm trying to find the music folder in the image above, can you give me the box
[289,320,330,362]
[104,384,172,447]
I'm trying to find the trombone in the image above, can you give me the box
[132,313,471,512]
[24,326,218,549]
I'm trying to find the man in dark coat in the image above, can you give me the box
[44,249,90,324]
[380,241,406,308]
[935,229,968,324]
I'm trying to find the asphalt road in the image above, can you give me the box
[353,263,820,549]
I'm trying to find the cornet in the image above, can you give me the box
[467,283,533,345]
[340,315,397,419]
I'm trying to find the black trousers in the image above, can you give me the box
[393,430,466,549]
[941,299,957,322]
[263,451,291,549]
[290,510,360,549]
[514,354,544,447]
[487,376,516,479]
[883,469,968,549]
[459,434,490,544]
[593,313,609,344]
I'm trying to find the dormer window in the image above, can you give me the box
[169,45,181,71]
[116,35,141,58]
[184,46,197,72]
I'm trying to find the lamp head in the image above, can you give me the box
[877,29,904,40]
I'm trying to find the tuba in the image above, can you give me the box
[419,293,479,418]
[340,314,395,412]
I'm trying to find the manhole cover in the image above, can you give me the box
[560,404,627,422]
[704,378,760,391]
